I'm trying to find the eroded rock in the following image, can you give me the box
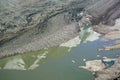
[86,0,120,25]
[0,0,120,58]
[102,31,120,41]
[81,58,120,80]
[0,0,99,58]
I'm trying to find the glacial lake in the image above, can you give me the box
[0,26,120,80]
[0,38,120,80]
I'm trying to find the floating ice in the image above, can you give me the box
[83,59,86,61]
[97,55,100,57]
[72,60,76,63]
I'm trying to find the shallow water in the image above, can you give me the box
[0,38,120,80]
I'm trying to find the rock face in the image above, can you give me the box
[93,25,119,35]
[0,0,84,44]
[0,0,120,58]
[86,0,120,25]
[0,0,98,41]
[0,0,99,58]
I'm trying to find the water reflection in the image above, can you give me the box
[0,46,70,70]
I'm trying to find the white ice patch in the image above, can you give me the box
[97,55,100,57]
[114,18,120,30]
[115,18,120,29]
[86,28,101,42]
[83,59,86,62]
[72,60,76,63]
[60,28,100,48]
[28,51,48,70]
[60,36,81,48]
[4,57,26,70]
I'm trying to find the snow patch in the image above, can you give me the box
[60,28,100,48]
[60,36,81,48]
[115,18,120,29]
[86,29,101,41]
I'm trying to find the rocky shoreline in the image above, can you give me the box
[81,17,120,80]
[93,18,120,51]
[80,57,120,80]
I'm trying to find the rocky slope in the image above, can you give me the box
[0,0,99,58]
[86,0,120,25]
[0,0,120,58]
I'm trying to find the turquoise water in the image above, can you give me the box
[0,38,120,80]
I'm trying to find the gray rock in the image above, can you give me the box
[0,0,120,58]
[86,0,120,25]
[0,0,98,58]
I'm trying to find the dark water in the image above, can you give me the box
[0,39,120,80]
